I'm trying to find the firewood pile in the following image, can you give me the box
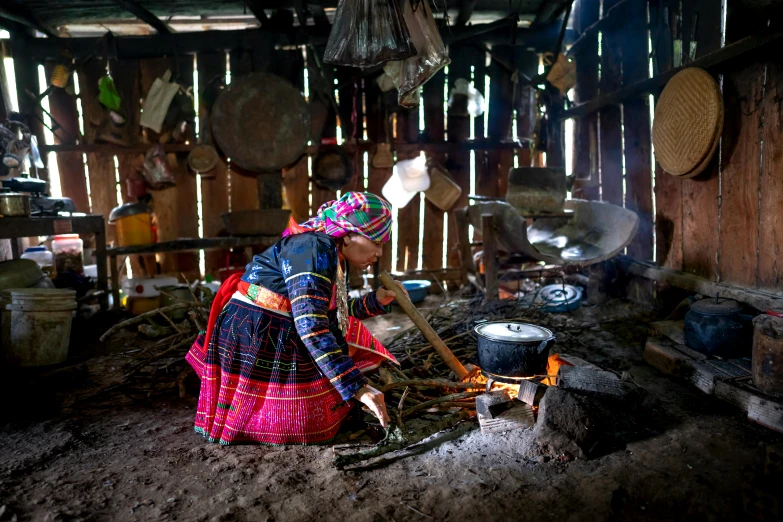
[91,280,212,402]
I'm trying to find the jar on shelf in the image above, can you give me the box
[109,201,154,247]
[52,234,84,275]
[21,246,55,278]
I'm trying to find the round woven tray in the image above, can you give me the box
[653,68,723,176]
[678,103,724,179]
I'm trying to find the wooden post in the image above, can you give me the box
[94,223,109,311]
[110,255,121,309]
[257,172,283,209]
[455,208,473,286]
[482,213,498,301]
[378,270,468,380]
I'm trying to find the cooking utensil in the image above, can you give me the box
[313,146,353,191]
[684,297,755,357]
[474,320,556,382]
[211,72,310,172]
[187,144,220,178]
[379,270,468,380]
[536,284,583,313]
[1,174,47,194]
[0,190,31,217]
[159,284,193,320]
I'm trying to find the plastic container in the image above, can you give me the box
[21,246,55,279]
[0,288,77,366]
[109,202,154,247]
[84,264,98,279]
[400,280,431,304]
[396,155,430,192]
[121,276,179,298]
[424,164,462,211]
[52,234,84,275]
[124,296,161,315]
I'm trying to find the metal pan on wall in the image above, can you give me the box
[211,72,310,173]
[313,145,353,191]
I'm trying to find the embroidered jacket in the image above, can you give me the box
[241,232,389,399]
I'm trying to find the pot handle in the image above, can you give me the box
[537,339,550,354]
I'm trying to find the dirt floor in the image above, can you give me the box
[1,297,781,522]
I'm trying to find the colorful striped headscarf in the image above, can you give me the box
[283,192,393,242]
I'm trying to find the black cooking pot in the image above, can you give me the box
[684,297,755,357]
[474,321,556,382]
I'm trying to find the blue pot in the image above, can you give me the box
[400,280,431,304]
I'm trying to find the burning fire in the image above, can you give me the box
[469,354,574,398]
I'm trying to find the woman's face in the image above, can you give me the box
[342,234,384,270]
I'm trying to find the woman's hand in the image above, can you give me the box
[354,385,390,428]
[376,280,408,306]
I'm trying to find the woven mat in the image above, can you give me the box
[653,68,723,176]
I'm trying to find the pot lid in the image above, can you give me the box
[475,321,553,342]
[536,284,582,305]
[691,297,742,315]
[109,201,150,222]
[1,176,47,192]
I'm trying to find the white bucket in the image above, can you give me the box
[0,288,77,366]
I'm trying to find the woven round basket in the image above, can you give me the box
[678,103,724,179]
[653,68,723,176]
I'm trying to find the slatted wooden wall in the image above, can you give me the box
[33,37,530,282]
[574,0,783,297]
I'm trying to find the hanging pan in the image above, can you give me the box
[211,72,310,173]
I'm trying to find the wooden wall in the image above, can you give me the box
[572,0,783,297]
[29,36,532,281]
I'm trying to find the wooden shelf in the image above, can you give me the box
[39,139,529,156]
[560,25,783,120]
[107,235,279,257]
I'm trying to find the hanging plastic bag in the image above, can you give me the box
[324,0,415,68]
[448,78,485,117]
[545,53,577,94]
[142,145,176,189]
[140,70,181,133]
[383,0,449,108]
[396,155,430,192]
[98,75,122,112]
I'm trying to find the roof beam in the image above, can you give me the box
[533,0,573,26]
[0,1,57,38]
[244,1,269,27]
[455,0,478,26]
[25,21,566,62]
[110,0,172,34]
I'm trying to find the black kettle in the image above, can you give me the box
[684,297,756,357]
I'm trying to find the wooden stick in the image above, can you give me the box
[379,271,469,380]
[397,387,410,411]
[402,391,482,418]
[379,379,484,393]
[99,302,201,342]
[123,334,198,378]
[157,309,185,334]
